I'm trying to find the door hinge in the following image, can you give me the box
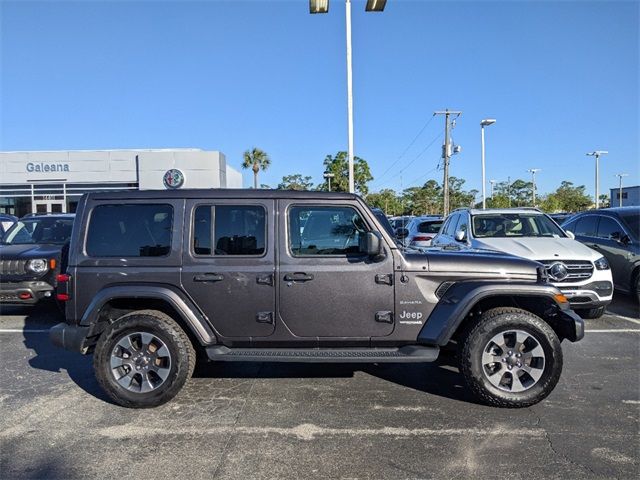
[375,274,393,286]
[256,274,274,286]
[375,311,394,324]
[256,311,274,324]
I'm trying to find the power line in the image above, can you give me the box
[373,115,436,184]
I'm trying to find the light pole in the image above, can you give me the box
[480,119,496,209]
[310,0,388,194]
[527,168,541,206]
[616,173,628,207]
[489,179,497,200]
[586,151,608,209]
[323,172,335,192]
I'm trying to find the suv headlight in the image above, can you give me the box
[594,257,610,270]
[26,259,49,274]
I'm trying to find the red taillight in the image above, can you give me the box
[57,274,70,283]
[413,235,433,242]
[56,293,70,301]
[19,292,32,300]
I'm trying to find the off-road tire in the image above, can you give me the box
[94,310,196,408]
[575,306,606,319]
[459,307,563,408]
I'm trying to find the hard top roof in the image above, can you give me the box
[85,189,359,201]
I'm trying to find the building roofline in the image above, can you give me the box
[0,148,210,154]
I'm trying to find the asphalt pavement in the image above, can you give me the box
[1,295,638,479]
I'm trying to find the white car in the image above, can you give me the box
[395,216,443,249]
[432,208,613,319]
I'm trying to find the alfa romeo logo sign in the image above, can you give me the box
[163,169,185,189]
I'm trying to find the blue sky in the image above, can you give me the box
[1,0,638,198]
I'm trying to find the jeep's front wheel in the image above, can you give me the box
[94,310,195,408]
[459,307,563,408]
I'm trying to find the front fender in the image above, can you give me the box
[79,284,217,345]
[417,281,584,346]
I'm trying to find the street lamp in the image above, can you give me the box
[480,118,496,209]
[527,168,541,206]
[323,172,335,192]
[309,0,388,194]
[586,151,608,209]
[489,179,497,200]
[616,173,629,207]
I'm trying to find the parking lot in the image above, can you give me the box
[1,296,638,480]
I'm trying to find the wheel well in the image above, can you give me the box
[631,266,640,290]
[451,294,568,342]
[93,298,202,350]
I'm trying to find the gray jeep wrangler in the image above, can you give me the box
[51,190,584,408]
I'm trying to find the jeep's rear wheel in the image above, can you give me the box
[94,310,195,408]
[459,307,563,408]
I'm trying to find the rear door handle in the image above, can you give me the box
[193,273,224,282]
[284,272,314,282]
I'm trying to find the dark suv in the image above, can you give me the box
[0,214,74,305]
[562,207,640,302]
[51,190,583,408]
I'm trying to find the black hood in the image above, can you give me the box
[0,243,64,260]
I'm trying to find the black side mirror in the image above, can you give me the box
[395,227,409,239]
[610,231,621,240]
[360,231,384,257]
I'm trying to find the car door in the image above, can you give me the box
[181,199,276,339]
[277,200,395,339]
[594,215,632,289]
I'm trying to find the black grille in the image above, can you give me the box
[0,259,27,275]
[435,281,455,298]
[540,260,593,283]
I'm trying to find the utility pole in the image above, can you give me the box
[616,173,629,207]
[434,109,462,216]
[527,169,541,206]
[586,151,608,209]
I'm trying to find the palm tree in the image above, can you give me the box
[241,147,271,189]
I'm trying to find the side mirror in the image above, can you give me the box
[361,231,384,257]
[621,234,631,245]
[565,230,575,239]
[395,227,409,239]
[454,229,467,242]
[610,231,621,241]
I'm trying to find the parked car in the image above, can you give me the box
[50,189,583,409]
[389,216,414,232]
[0,213,74,305]
[561,207,640,302]
[396,216,443,249]
[432,208,613,319]
[0,214,18,239]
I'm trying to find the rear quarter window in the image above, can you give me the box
[86,204,173,257]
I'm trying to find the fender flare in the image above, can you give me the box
[79,284,217,345]
[418,281,582,346]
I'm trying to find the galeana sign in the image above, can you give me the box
[26,162,70,173]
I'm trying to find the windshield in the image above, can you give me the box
[418,220,443,234]
[2,217,74,245]
[619,210,639,240]
[472,213,565,238]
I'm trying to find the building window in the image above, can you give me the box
[615,192,628,199]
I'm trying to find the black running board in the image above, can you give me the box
[205,345,439,363]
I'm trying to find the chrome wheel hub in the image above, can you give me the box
[110,332,172,393]
[481,329,546,393]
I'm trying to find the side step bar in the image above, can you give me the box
[205,345,439,363]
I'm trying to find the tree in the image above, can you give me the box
[551,181,592,212]
[599,194,610,209]
[277,174,314,191]
[366,189,402,215]
[317,151,373,195]
[486,193,511,209]
[241,147,271,189]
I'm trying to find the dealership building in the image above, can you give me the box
[0,149,243,216]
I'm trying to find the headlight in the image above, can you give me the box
[26,259,48,274]
[594,257,610,270]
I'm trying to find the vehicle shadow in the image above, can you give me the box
[20,304,113,404]
[193,350,477,405]
[605,292,639,319]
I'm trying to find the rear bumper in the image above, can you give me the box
[50,323,92,353]
[0,281,54,305]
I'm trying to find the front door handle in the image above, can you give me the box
[193,273,224,282]
[283,272,314,282]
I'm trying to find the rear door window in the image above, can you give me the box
[596,217,624,239]
[193,205,266,256]
[87,204,173,257]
